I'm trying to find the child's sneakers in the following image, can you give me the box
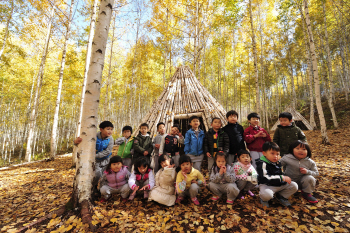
[121,198,128,203]
[128,193,136,201]
[237,191,245,199]
[247,190,255,197]
[191,197,200,205]
[176,196,184,204]
[144,191,149,199]
[226,199,234,204]
[301,191,318,203]
[275,193,292,207]
[211,196,220,201]
[100,198,108,203]
[260,198,270,208]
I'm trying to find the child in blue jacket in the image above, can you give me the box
[184,116,205,171]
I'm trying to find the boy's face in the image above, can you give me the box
[238,154,252,166]
[170,127,179,136]
[100,127,113,138]
[123,130,131,138]
[157,124,166,135]
[227,114,238,124]
[279,117,292,127]
[263,149,280,163]
[211,119,222,130]
[140,126,148,135]
[190,119,200,129]
[249,117,260,127]
[111,162,123,172]
[181,162,192,174]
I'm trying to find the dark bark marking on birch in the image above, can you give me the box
[85,90,92,94]
[89,116,95,118]
[101,11,106,15]
[96,49,102,54]
[106,4,113,10]
[93,79,100,83]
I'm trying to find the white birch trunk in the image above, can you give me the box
[50,0,75,160]
[249,0,260,113]
[25,5,54,162]
[303,0,329,144]
[322,2,338,129]
[72,0,98,166]
[72,1,114,227]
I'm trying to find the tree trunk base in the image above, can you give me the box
[81,200,97,231]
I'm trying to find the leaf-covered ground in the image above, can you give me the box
[1,129,350,233]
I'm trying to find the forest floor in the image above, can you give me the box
[0,129,350,233]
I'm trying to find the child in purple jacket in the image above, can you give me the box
[98,156,131,203]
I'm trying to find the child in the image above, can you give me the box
[133,123,153,165]
[152,122,166,173]
[98,156,131,202]
[223,110,246,165]
[256,141,298,207]
[176,155,205,205]
[184,116,205,171]
[73,121,114,186]
[128,157,155,200]
[280,140,319,203]
[273,112,307,157]
[244,113,271,169]
[208,152,239,204]
[233,150,258,199]
[159,124,184,167]
[148,154,177,206]
[204,117,229,171]
[115,126,134,172]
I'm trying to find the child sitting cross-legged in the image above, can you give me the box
[208,151,239,204]
[257,142,298,207]
[280,140,319,203]
[176,155,205,205]
[148,154,177,206]
[98,156,131,203]
[128,157,155,200]
[233,150,258,199]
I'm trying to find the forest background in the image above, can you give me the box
[0,0,349,166]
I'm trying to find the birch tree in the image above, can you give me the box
[71,0,115,228]
[50,0,75,160]
[303,0,329,144]
[25,5,55,162]
[0,0,14,60]
[72,0,98,166]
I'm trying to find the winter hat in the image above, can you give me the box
[122,126,133,134]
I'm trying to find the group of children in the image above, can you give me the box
[74,110,319,207]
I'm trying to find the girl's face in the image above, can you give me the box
[216,156,226,168]
[293,144,308,160]
[238,154,252,165]
[160,158,171,168]
[180,162,192,173]
[111,162,123,172]
[138,165,148,174]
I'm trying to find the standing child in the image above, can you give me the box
[148,154,177,206]
[280,140,319,203]
[152,122,166,173]
[128,157,155,200]
[115,126,134,172]
[244,113,271,169]
[204,118,229,171]
[98,156,131,202]
[133,123,153,165]
[74,121,114,186]
[273,112,307,157]
[233,150,258,199]
[223,110,246,165]
[159,124,184,167]
[176,155,205,205]
[208,152,239,204]
[184,116,205,171]
[256,142,298,207]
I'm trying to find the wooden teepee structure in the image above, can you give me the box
[270,107,314,131]
[133,66,227,137]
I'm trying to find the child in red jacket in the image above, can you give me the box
[243,113,271,169]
